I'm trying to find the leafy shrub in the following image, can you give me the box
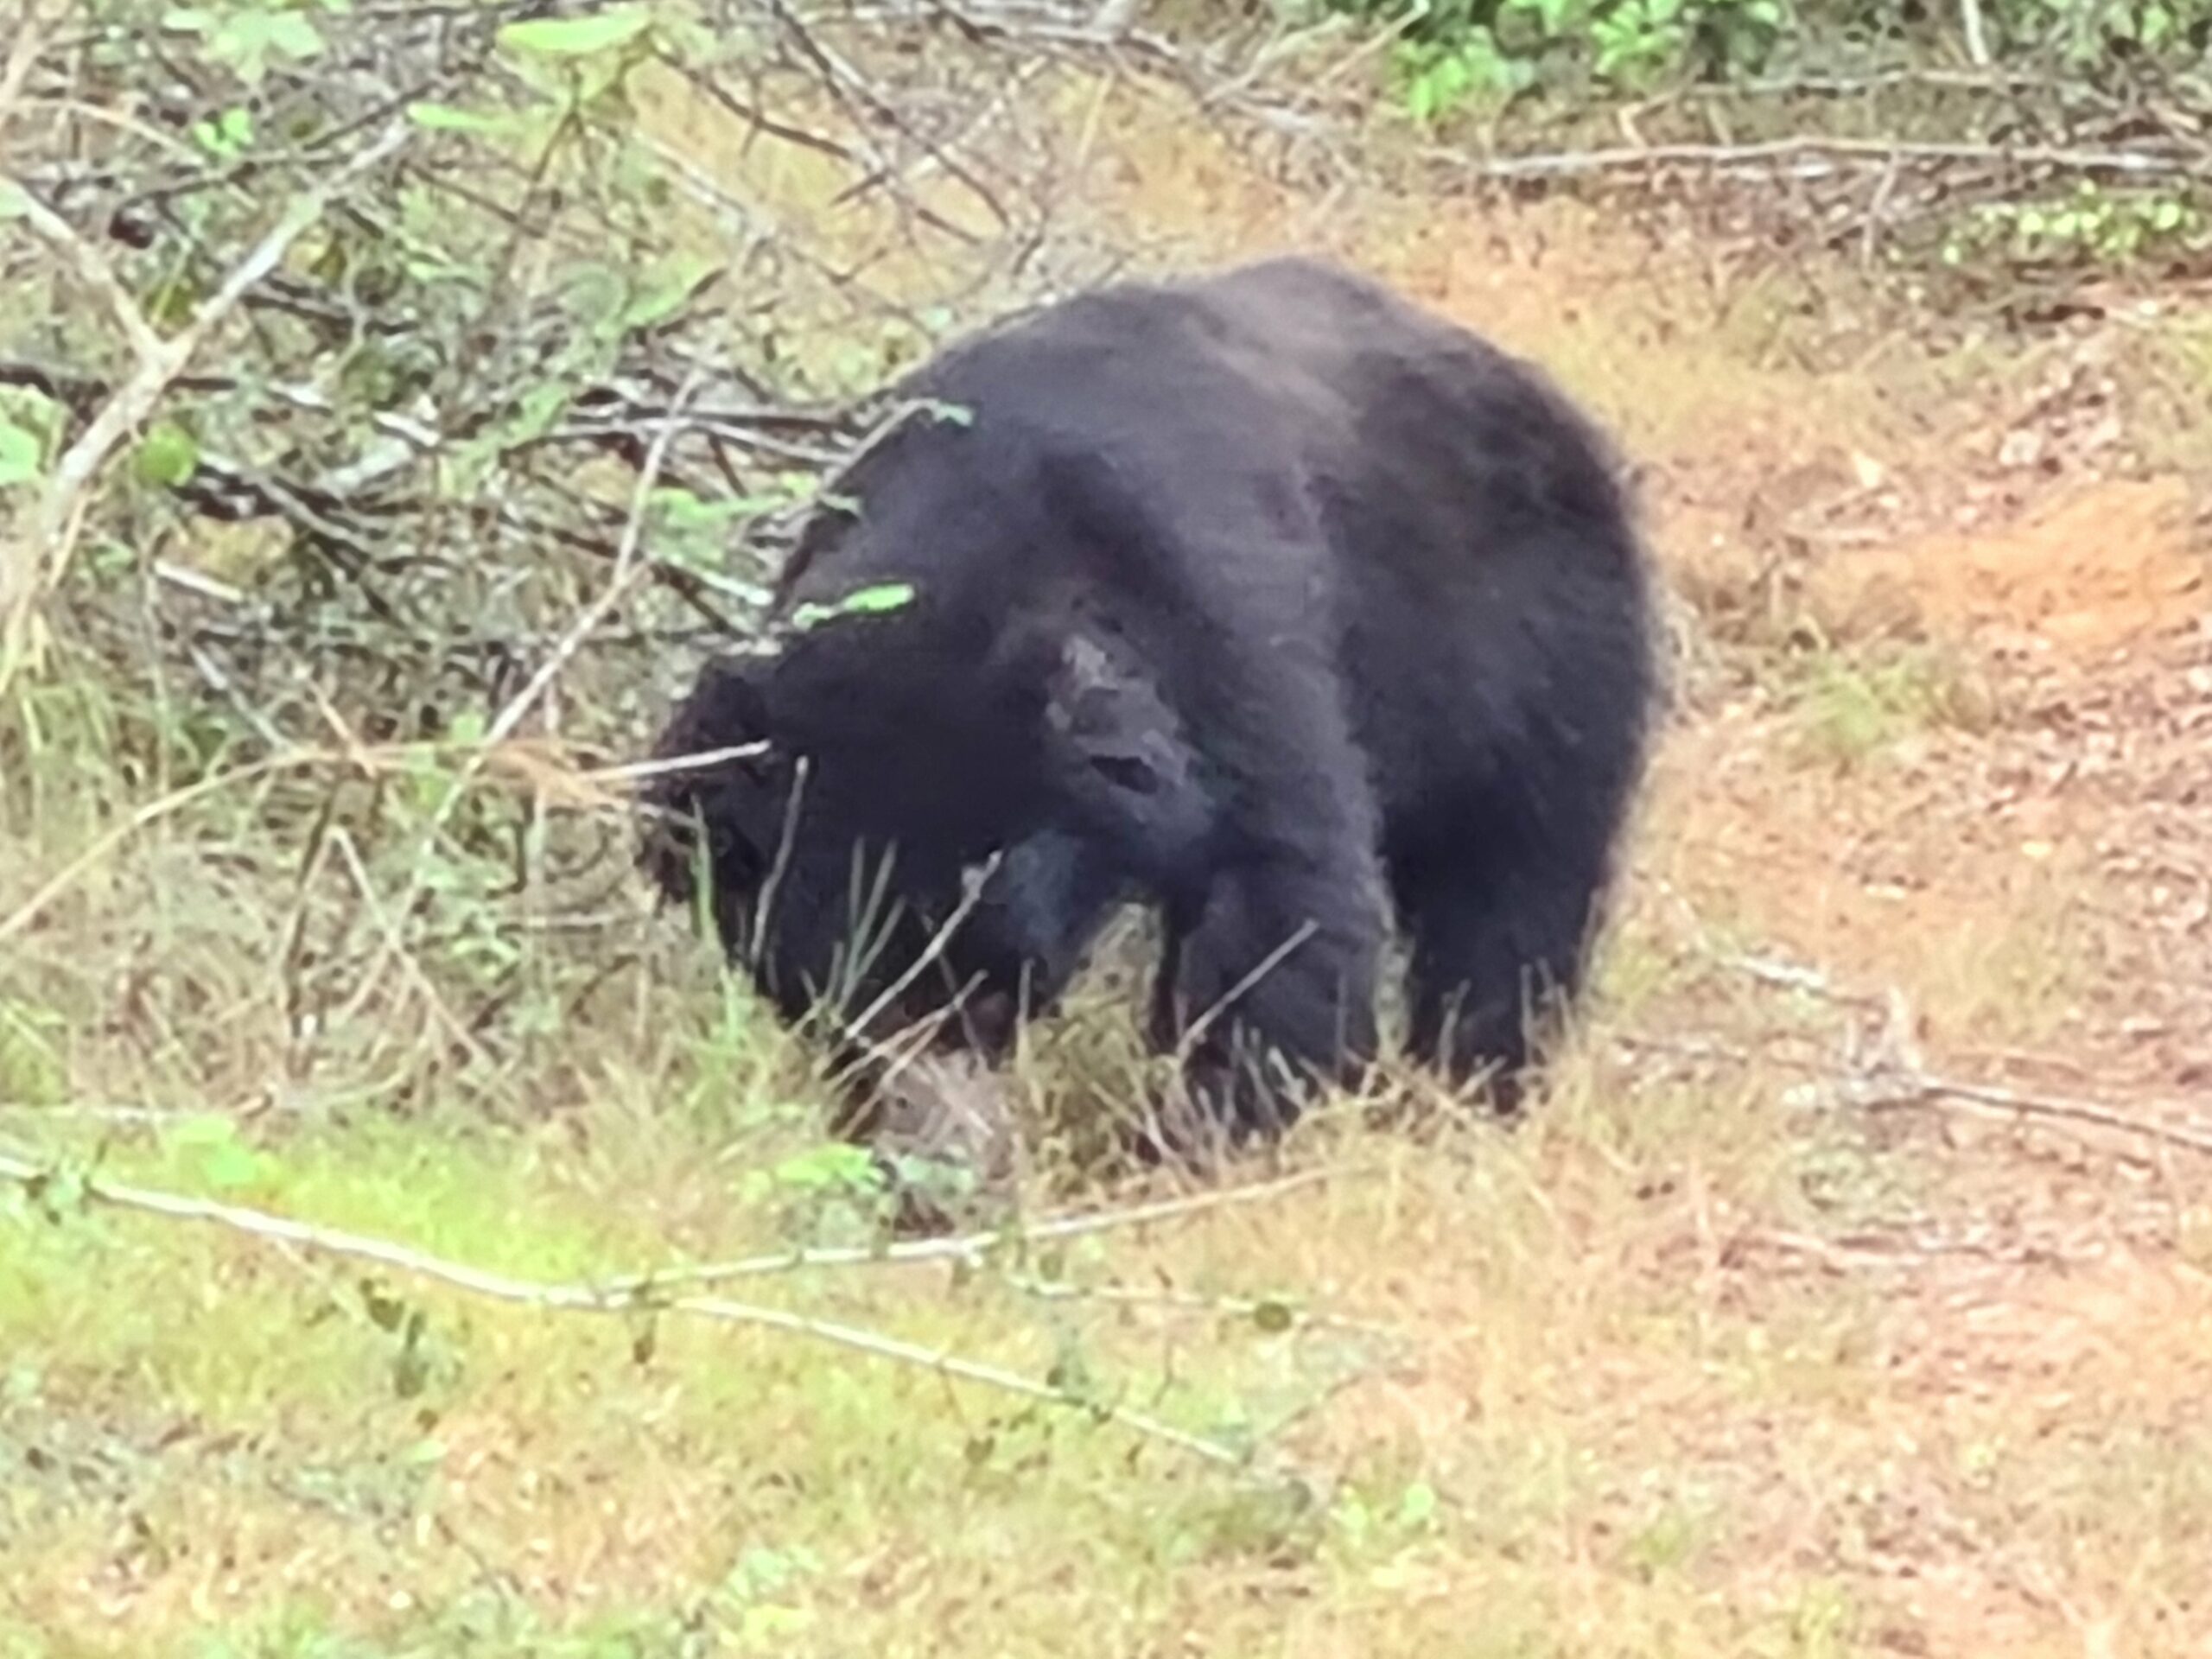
[1316,0,2212,118]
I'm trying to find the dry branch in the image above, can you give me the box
[1853,1072,2212,1161]
[1707,948,2212,1163]
[0,1145,1333,1475]
[1435,133,2205,185]
[0,734,615,950]
[588,1162,1360,1290]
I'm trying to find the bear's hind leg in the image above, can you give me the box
[1395,829,1616,1115]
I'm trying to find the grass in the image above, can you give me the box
[7,898,2202,1658]
[3,1066,1913,1656]
[8,54,2212,1659]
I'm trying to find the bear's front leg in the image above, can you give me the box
[1154,842,1389,1147]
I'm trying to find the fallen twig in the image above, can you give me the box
[1431,133,2202,184]
[0,1147,1267,1473]
[1852,1071,2212,1161]
[1617,937,2212,1166]
[585,1161,1366,1292]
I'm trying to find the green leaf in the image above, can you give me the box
[191,105,254,156]
[837,582,917,616]
[621,254,718,332]
[0,421,41,489]
[768,1142,881,1193]
[0,181,28,220]
[195,10,327,84]
[789,582,918,633]
[167,1111,268,1190]
[257,11,326,60]
[133,420,200,488]
[166,1112,239,1148]
[497,8,653,57]
[1396,1480,1440,1529]
[406,101,513,135]
[200,1139,264,1190]
[651,486,786,531]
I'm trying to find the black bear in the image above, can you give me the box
[639,254,1658,1155]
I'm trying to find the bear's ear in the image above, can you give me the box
[675,652,773,748]
[1043,630,1207,860]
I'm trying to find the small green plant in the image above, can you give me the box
[714,1544,823,1647]
[1398,25,1535,121]
[1776,640,1989,772]
[0,388,56,493]
[1332,0,1793,122]
[737,1138,898,1243]
[1942,182,2211,274]
[1336,0,2212,124]
[1992,0,2212,64]
[162,1112,283,1193]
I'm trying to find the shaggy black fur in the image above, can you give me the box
[639,254,1658,1150]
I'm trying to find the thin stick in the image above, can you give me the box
[0,10,45,121]
[1957,0,1992,66]
[586,1162,1362,1291]
[0,750,335,947]
[840,848,1003,1051]
[593,742,771,785]
[1432,134,2199,184]
[0,1149,1253,1471]
[6,190,163,365]
[1174,919,1319,1060]
[1861,1073,2212,1160]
